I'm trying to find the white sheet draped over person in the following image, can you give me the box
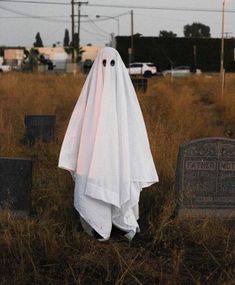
[58,47,159,240]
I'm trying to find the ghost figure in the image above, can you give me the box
[59,47,158,240]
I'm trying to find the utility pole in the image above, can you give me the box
[71,0,75,63]
[220,0,225,98]
[131,9,134,62]
[193,45,197,71]
[71,1,88,63]
[220,0,225,74]
[75,1,88,62]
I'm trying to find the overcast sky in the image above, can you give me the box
[0,0,234,47]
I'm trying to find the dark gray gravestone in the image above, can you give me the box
[24,115,56,146]
[131,78,148,93]
[176,138,235,218]
[0,157,32,215]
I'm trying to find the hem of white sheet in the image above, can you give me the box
[58,165,74,172]
[131,178,159,189]
[125,231,136,240]
[77,206,139,241]
[75,206,111,240]
[85,182,120,208]
[58,165,76,181]
[80,216,93,236]
[113,221,140,241]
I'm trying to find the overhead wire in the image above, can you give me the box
[0,0,235,13]
[42,23,67,42]
[1,1,235,45]
[0,4,127,26]
[81,27,109,39]
[87,17,111,35]
[0,0,68,5]
[0,4,69,22]
[81,11,129,23]
[87,4,235,14]
[0,8,125,23]
[0,15,69,18]
[0,3,120,40]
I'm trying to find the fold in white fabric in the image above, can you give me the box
[58,47,159,240]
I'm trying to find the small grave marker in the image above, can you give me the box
[176,138,235,218]
[0,157,32,215]
[24,115,56,146]
[131,78,148,93]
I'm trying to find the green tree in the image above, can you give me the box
[28,48,39,65]
[184,22,211,38]
[63,29,70,47]
[159,30,177,38]
[23,48,40,71]
[34,32,44,47]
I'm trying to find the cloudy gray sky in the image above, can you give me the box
[0,0,234,47]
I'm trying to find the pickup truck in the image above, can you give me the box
[0,64,11,73]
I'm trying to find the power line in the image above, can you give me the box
[87,17,110,35]
[43,23,65,42]
[88,4,235,13]
[87,11,129,23]
[0,0,235,13]
[0,15,69,18]
[81,27,109,39]
[0,0,68,5]
[0,16,125,24]
[0,5,69,22]
[0,5,125,24]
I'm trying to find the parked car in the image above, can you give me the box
[128,62,157,77]
[162,66,201,77]
[0,64,11,73]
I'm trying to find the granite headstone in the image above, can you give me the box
[24,115,56,146]
[0,157,32,215]
[176,138,235,218]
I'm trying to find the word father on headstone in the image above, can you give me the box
[176,138,235,218]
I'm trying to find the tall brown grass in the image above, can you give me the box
[0,72,234,284]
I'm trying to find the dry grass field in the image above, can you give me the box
[0,72,234,284]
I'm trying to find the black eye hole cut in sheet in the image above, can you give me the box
[110,60,115,66]
[102,59,107,67]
